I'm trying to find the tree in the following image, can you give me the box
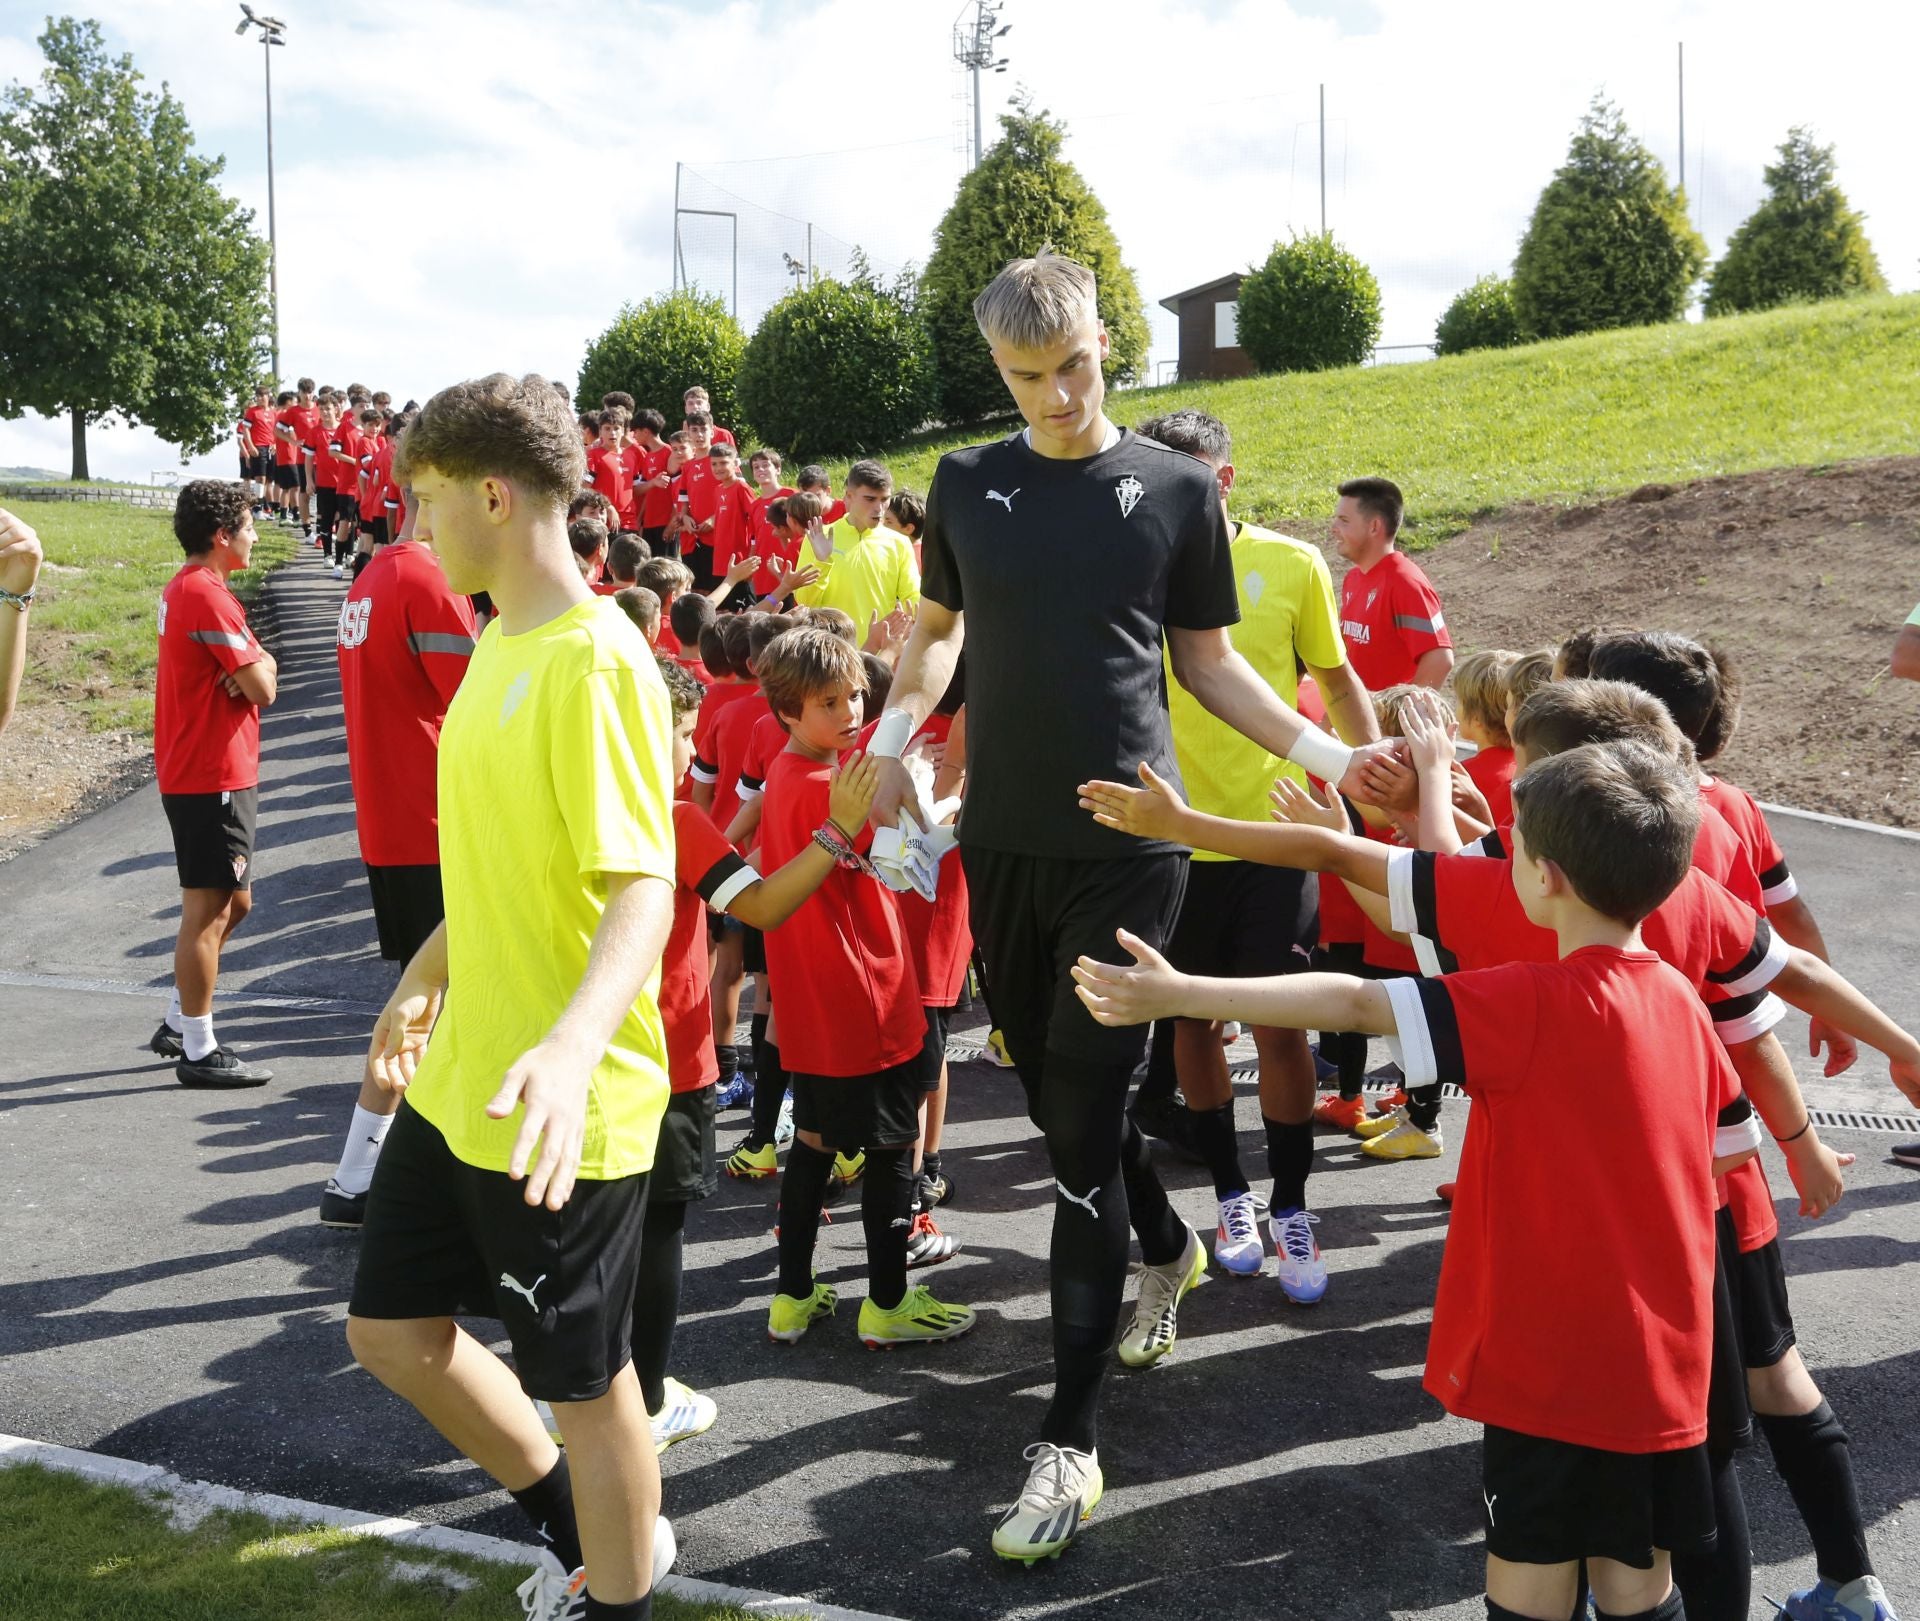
[1704,128,1887,316]
[1511,96,1706,341]
[577,289,748,434]
[736,272,937,458]
[0,18,272,480]
[1434,274,1523,356]
[920,101,1149,424]
[1236,234,1383,373]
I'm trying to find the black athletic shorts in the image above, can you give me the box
[741,922,766,975]
[248,449,271,480]
[1481,1426,1718,1568]
[685,540,717,592]
[238,448,253,480]
[1166,858,1318,980]
[1729,1232,1797,1369]
[271,462,298,490]
[641,525,669,556]
[651,1084,718,1204]
[790,1021,938,1152]
[358,514,389,546]
[1707,1207,1756,1455]
[349,1102,650,1403]
[365,863,445,964]
[162,786,257,890]
[315,488,337,530]
[960,845,1188,1076]
[926,1003,954,1054]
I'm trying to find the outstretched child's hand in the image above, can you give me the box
[1401,688,1456,775]
[1356,750,1418,813]
[1071,929,1188,1027]
[828,749,880,833]
[1780,1129,1854,1220]
[725,554,760,585]
[1270,775,1346,832]
[1450,765,1494,827]
[1078,761,1189,843]
[1808,1018,1859,1077]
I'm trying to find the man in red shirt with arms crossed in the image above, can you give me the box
[1333,476,1453,691]
[1076,741,1760,1621]
[149,481,278,1088]
[322,486,477,1228]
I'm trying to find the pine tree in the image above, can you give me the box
[1705,128,1886,316]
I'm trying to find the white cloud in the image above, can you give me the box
[1,0,1911,480]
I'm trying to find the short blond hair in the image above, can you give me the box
[974,252,1100,350]
[1371,683,1455,736]
[1452,649,1517,742]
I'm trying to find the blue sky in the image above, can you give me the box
[0,0,1911,480]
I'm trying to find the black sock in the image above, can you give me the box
[775,1141,833,1299]
[861,1147,917,1311]
[715,1043,739,1079]
[1485,1603,1535,1621]
[508,1455,582,1574]
[747,1012,768,1070]
[1334,1029,1369,1101]
[584,1595,651,1620]
[1405,1082,1443,1133]
[1759,1401,1872,1584]
[1264,1115,1314,1212]
[1595,1590,1683,1621]
[1135,1017,1179,1109]
[1671,1445,1748,1621]
[631,1199,688,1417]
[1119,1111,1186,1265]
[922,1148,943,1185]
[1187,1100,1247,1199]
[746,1040,785,1149]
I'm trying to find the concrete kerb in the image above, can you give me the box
[0,1434,908,1621]
[1758,799,1920,843]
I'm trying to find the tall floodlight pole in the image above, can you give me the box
[952,1,1012,170]
[1677,42,1686,207]
[1319,83,1327,235]
[235,5,287,380]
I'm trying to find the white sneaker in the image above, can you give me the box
[1117,1223,1207,1368]
[990,1442,1105,1563]
[774,1089,795,1146]
[651,1514,676,1587]
[1220,1021,1243,1044]
[1213,1191,1264,1276]
[1270,1209,1328,1305]
[650,1376,717,1453]
[515,1550,585,1621]
[332,560,345,579]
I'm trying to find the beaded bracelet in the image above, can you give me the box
[811,821,875,875]
[0,586,33,613]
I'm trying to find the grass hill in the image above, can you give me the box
[850,292,1920,543]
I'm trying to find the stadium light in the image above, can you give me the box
[952,0,1013,170]
[234,4,287,380]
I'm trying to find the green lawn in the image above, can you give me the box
[842,291,1920,543]
[11,499,298,734]
[0,1463,789,1621]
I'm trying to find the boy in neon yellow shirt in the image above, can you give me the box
[796,458,920,635]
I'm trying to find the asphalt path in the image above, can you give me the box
[3,548,1917,1620]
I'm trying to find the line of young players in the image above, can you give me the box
[197,343,1914,1615]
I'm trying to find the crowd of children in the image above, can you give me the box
[187,343,1917,1621]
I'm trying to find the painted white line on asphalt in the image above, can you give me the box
[0,1433,908,1621]
[0,969,384,1016]
[1758,800,1920,843]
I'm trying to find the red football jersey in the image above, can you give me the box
[1395,950,1742,1451]
[638,445,676,529]
[358,437,395,522]
[759,747,925,1076]
[1699,777,1796,907]
[1338,550,1451,691]
[861,711,972,1007]
[689,678,756,786]
[242,404,277,449]
[1361,822,1419,973]
[335,542,476,866]
[672,456,720,549]
[298,409,332,470]
[735,709,790,851]
[662,801,757,1092]
[708,689,773,841]
[709,478,757,577]
[586,445,637,531]
[155,564,265,794]
[328,423,366,494]
[1463,744,1515,833]
[273,413,301,467]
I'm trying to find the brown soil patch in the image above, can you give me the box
[1415,456,1920,827]
[0,702,151,861]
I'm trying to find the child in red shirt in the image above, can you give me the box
[1075,740,1759,1621]
[754,627,975,1351]
[1453,648,1517,834]
[586,408,639,533]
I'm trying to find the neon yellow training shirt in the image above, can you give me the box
[406,596,677,1178]
[795,517,921,633]
[1165,521,1346,861]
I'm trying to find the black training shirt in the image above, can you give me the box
[921,428,1239,859]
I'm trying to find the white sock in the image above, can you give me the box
[166,988,184,1033]
[331,1104,394,1196]
[180,1013,217,1063]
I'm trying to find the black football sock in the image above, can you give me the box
[1405,1082,1443,1133]
[1670,1446,1749,1621]
[631,1198,688,1417]
[1264,1115,1314,1213]
[715,1043,739,1080]
[1119,1109,1186,1266]
[774,1141,833,1299]
[1759,1401,1873,1583]
[746,1040,785,1149]
[922,1148,944,1186]
[860,1147,916,1312]
[1595,1589,1684,1621]
[747,1012,768,1071]
[1134,1017,1179,1109]
[1187,1100,1247,1199]
[508,1454,582,1574]
[584,1595,651,1620]
[1334,1029,1369,1101]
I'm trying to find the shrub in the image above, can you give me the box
[920,100,1149,424]
[1704,127,1886,317]
[1235,234,1383,373]
[576,289,747,432]
[1511,96,1706,340]
[736,274,937,458]
[1434,274,1522,356]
